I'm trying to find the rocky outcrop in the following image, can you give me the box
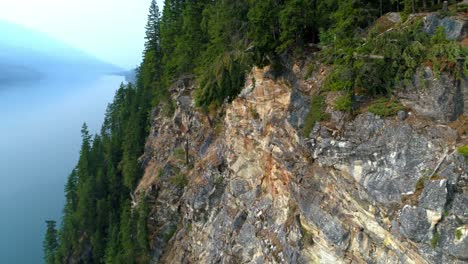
[136,60,467,263]
[397,67,466,123]
[424,13,467,41]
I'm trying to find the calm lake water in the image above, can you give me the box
[0,75,123,263]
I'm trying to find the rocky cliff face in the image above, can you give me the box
[135,54,467,263]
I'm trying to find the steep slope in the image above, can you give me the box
[137,61,467,263]
[45,1,468,262]
[134,12,468,261]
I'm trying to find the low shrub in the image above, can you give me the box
[457,145,468,157]
[455,229,463,240]
[430,231,440,248]
[171,173,188,188]
[368,98,405,117]
[173,148,186,162]
[303,95,330,136]
[334,93,353,112]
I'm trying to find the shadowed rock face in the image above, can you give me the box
[134,57,468,264]
[424,13,467,41]
[397,67,466,123]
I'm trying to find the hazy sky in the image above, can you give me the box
[0,0,165,69]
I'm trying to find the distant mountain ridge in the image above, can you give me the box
[0,19,123,86]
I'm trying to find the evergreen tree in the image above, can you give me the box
[136,197,150,262]
[47,1,467,262]
[144,0,161,53]
[160,0,186,84]
[43,220,58,264]
[172,0,208,75]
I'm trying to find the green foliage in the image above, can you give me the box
[47,0,468,262]
[247,0,281,65]
[457,4,468,12]
[214,118,224,136]
[119,201,137,263]
[171,172,189,188]
[303,95,330,136]
[415,176,427,193]
[304,63,318,80]
[136,198,150,261]
[194,0,250,109]
[173,148,186,162]
[458,145,468,157]
[324,17,468,98]
[195,46,251,109]
[402,0,414,21]
[368,98,405,117]
[334,93,353,112]
[43,220,58,264]
[278,0,315,53]
[430,231,440,248]
[52,59,154,264]
[455,229,463,240]
[157,168,164,178]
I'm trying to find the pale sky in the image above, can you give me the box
[0,0,165,69]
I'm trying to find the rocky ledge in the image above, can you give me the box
[133,53,468,263]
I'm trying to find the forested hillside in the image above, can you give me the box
[44,0,467,263]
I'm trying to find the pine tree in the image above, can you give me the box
[136,197,150,262]
[43,220,58,264]
[247,0,282,65]
[144,0,161,53]
[172,0,208,75]
[118,201,137,263]
[160,0,186,84]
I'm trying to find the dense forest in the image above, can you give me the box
[43,0,467,263]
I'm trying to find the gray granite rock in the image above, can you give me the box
[397,110,408,121]
[397,67,465,123]
[419,180,448,212]
[452,194,468,217]
[400,206,431,242]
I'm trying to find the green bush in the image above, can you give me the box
[303,95,330,136]
[323,19,468,98]
[334,93,353,112]
[455,229,463,240]
[304,63,318,80]
[195,44,251,110]
[457,4,468,13]
[368,98,405,117]
[171,173,188,188]
[457,146,468,157]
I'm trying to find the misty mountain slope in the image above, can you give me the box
[0,19,123,86]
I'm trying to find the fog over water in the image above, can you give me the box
[0,75,123,263]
